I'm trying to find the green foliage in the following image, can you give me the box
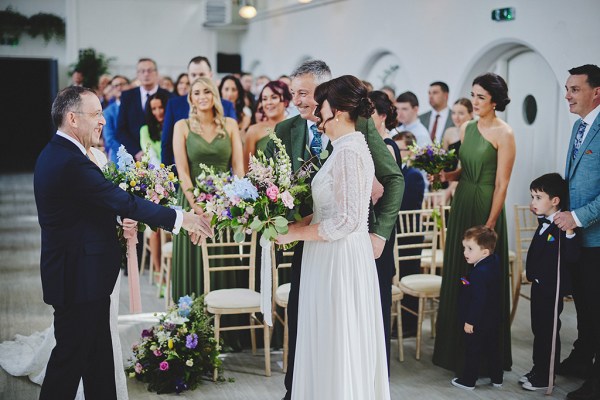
[28,12,65,43]
[69,48,115,89]
[0,7,65,45]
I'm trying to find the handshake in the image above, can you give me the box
[181,210,214,245]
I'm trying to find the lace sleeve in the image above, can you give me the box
[318,147,366,241]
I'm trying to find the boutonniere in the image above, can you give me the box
[585,149,593,155]
[547,233,555,242]
[460,277,470,286]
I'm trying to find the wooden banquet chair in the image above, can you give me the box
[511,204,539,322]
[156,230,173,309]
[201,230,271,380]
[271,248,294,372]
[396,209,440,360]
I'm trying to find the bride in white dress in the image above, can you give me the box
[0,146,129,400]
[277,75,390,400]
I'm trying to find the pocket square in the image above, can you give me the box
[547,233,555,242]
[585,149,593,154]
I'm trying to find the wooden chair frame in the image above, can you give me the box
[271,248,294,372]
[201,230,270,379]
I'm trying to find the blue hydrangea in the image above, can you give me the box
[177,295,193,317]
[223,177,259,201]
[116,145,135,172]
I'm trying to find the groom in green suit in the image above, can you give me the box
[265,60,404,400]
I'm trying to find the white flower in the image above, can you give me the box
[186,359,194,367]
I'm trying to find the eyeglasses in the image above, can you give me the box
[72,110,104,119]
[137,68,156,74]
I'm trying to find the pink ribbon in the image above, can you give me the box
[123,225,142,314]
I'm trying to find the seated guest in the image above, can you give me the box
[393,91,432,146]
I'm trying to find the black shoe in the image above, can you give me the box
[519,370,535,383]
[522,374,552,391]
[451,378,475,391]
[559,356,593,379]
[567,379,600,400]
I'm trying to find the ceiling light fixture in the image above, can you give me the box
[239,0,257,19]
[298,0,313,3]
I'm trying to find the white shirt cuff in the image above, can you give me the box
[566,232,576,239]
[172,210,183,234]
[571,211,583,228]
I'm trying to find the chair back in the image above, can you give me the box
[201,230,257,295]
[271,248,294,294]
[514,204,538,277]
[439,205,451,251]
[394,209,438,278]
[422,191,446,209]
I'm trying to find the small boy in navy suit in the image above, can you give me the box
[452,225,503,390]
[521,173,580,391]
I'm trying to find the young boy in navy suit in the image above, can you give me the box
[452,225,503,391]
[521,173,580,391]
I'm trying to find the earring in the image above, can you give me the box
[336,117,339,122]
[192,106,197,114]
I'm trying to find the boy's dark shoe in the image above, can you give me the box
[567,379,600,400]
[559,356,593,379]
[451,378,475,391]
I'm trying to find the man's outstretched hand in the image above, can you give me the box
[182,210,213,245]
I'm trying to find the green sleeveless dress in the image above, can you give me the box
[172,126,234,301]
[432,120,512,373]
[255,133,271,154]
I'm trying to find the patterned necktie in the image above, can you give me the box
[309,124,322,156]
[571,120,588,159]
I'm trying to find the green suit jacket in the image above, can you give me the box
[265,115,404,240]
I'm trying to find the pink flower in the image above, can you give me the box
[159,361,169,371]
[197,192,206,202]
[280,190,295,209]
[153,349,162,357]
[155,184,165,196]
[134,362,143,373]
[266,185,279,201]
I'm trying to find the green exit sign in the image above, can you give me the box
[491,7,515,22]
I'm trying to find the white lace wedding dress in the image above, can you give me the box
[291,132,391,400]
[0,147,128,400]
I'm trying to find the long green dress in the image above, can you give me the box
[432,120,512,374]
[172,124,234,301]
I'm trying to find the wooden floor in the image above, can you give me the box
[0,173,584,399]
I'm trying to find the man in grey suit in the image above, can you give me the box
[555,64,600,400]
[419,81,453,143]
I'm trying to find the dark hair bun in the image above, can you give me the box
[494,96,511,112]
[356,97,375,119]
[472,72,511,112]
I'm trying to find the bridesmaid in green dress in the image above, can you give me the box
[243,80,292,172]
[432,73,516,377]
[171,77,244,304]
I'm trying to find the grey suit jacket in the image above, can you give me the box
[419,110,454,141]
[565,111,600,247]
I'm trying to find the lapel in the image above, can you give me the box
[53,135,101,171]
[568,114,600,179]
[290,116,309,171]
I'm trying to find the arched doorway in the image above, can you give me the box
[460,43,569,250]
[360,50,408,95]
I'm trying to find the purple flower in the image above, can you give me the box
[186,333,198,349]
[141,329,153,338]
[159,361,169,371]
[148,163,155,170]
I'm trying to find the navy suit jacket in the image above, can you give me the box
[117,87,173,156]
[458,254,501,331]
[102,101,120,164]
[34,135,178,306]
[161,95,236,166]
[400,166,425,211]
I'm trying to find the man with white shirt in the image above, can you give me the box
[117,58,173,161]
[35,86,211,400]
[394,91,432,146]
[554,64,600,400]
[419,81,453,143]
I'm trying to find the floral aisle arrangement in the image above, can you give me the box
[103,145,178,312]
[126,295,223,394]
[195,131,313,325]
[407,142,457,191]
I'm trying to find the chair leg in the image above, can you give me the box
[430,299,435,338]
[416,297,425,360]
[250,313,257,355]
[213,314,221,381]
[156,261,165,299]
[397,300,404,362]
[283,307,289,372]
[164,257,172,309]
[263,320,271,377]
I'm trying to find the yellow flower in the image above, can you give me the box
[128,372,136,378]
[168,172,175,180]
[168,339,174,349]
[135,161,141,168]
[130,180,136,187]
[160,163,165,168]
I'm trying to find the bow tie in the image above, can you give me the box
[538,217,551,226]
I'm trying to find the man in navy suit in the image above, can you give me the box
[161,56,237,167]
[117,58,173,161]
[35,87,212,400]
[554,64,600,400]
[102,75,130,163]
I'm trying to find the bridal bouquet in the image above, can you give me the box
[103,145,179,313]
[197,132,313,244]
[407,142,457,191]
[126,295,223,394]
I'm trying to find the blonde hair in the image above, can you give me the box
[188,77,225,133]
